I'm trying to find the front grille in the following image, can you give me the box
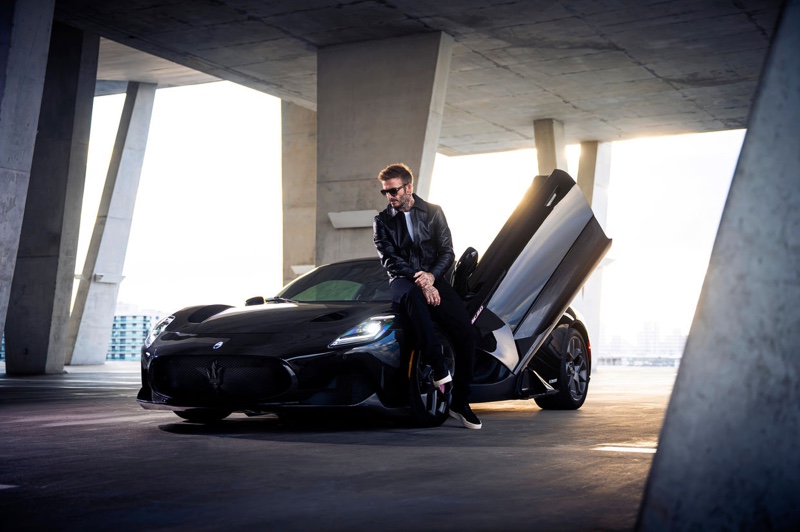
[150,356,292,404]
[303,373,374,406]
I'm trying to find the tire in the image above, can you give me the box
[407,330,454,427]
[174,409,231,423]
[534,328,590,410]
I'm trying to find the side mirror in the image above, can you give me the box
[245,296,265,306]
[451,247,478,299]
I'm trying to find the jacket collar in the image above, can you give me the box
[387,193,428,218]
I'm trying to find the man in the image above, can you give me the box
[373,163,481,429]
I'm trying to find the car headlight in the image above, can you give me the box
[144,315,175,348]
[329,315,394,348]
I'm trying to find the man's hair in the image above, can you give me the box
[377,163,414,185]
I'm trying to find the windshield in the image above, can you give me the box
[278,260,391,303]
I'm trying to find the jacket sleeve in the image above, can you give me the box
[429,206,455,281]
[374,215,416,280]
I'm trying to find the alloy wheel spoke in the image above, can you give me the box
[427,388,438,415]
[423,391,431,412]
[570,359,586,398]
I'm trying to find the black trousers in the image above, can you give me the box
[390,277,476,403]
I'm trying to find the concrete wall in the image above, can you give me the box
[315,32,452,265]
[5,22,98,375]
[638,1,800,528]
[281,101,317,284]
[0,0,55,340]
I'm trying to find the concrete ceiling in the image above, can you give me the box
[56,0,784,155]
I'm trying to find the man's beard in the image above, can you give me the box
[397,195,412,211]
[393,194,408,210]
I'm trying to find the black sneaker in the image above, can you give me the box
[449,403,482,430]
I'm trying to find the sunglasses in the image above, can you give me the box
[380,185,407,197]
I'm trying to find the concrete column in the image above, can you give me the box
[281,101,316,284]
[533,118,568,175]
[638,1,800,529]
[0,0,55,338]
[66,82,156,365]
[573,141,611,358]
[5,23,98,375]
[316,32,453,265]
[577,141,611,225]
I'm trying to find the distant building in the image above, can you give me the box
[1,312,162,362]
[107,313,162,360]
[596,322,687,366]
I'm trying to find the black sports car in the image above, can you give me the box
[138,169,611,426]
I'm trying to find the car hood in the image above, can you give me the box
[190,301,392,336]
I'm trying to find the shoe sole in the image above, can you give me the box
[449,410,482,430]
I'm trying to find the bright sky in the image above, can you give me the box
[79,81,744,353]
[80,82,283,314]
[428,129,743,347]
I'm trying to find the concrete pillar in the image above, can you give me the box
[0,0,55,339]
[533,118,568,175]
[638,1,800,529]
[577,141,611,225]
[281,101,316,284]
[316,32,453,265]
[573,141,611,358]
[66,82,156,365]
[5,23,98,375]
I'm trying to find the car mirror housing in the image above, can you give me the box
[452,247,479,299]
[245,296,265,306]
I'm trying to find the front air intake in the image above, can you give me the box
[150,355,292,404]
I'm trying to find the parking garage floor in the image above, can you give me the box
[0,361,677,531]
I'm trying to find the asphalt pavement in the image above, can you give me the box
[0,361,677,531]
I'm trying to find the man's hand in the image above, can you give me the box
[423,285,440,307]
[414,271,438,305]
[414,271,434,289]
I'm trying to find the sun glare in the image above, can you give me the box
[430,131,743,359]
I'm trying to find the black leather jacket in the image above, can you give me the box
[373,194,455,282]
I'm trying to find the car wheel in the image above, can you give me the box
[407,330,454,427]
[174,409,231,423]
[534,328,590,410]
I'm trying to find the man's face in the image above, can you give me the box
[381,177,412,210]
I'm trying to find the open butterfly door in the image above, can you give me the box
[457,169,612,377]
